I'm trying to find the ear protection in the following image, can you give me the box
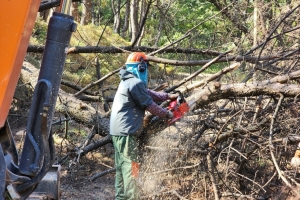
[138,59,147,72]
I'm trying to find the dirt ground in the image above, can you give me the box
[50,124,116,200]
[8,116,189,200]
[59,152,116,200]
[9,115,116,200]
[9,70,300,200]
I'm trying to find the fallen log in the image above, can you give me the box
[20,61,300,157]
[21,62,110,134]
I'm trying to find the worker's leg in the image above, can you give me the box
[112,136,125,200]
[122,136,140,200]
[112,135,140,200]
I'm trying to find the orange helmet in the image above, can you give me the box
[126,52,147,63]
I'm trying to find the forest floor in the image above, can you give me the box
[8,68,202,200]
[11,117,116,200]
[8,69,300,200]
[58,148,116,200]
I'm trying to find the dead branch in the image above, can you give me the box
[188,82,300,111]
[28,45,222,56]
[148,162,200,175]
[207,152,220,200]
[80,135,112,156]
[74,66,122,97]
[164,49,232,92]
[61,80,94,95]
[183,62,240,93]
[90,168,116,181]
[268,94,292,187]
[212,110,243,145]
[146,53,282,66]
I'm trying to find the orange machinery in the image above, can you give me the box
[0,0,76,199]
[0,0,40,128]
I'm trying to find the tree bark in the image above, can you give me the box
[80,0,92,25]
[112,0,121,34]
[71,1,80,22]
[188,81,300,111]
[121,0,130,38]
[130,0,139,44]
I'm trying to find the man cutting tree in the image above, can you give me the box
[110,52,178,199]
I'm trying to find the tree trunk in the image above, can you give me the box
[80,0,92,25]
[121,0,130,38]
[154,1,171,47]
[130,0,139,44]
[71,1,80,22]
[112,0,121,34]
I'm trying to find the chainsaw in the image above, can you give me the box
[167,91,189,125]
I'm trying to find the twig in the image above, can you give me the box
[75,126,96,163]
[234,172,266,192]
[207,152,220,200]
[284,171,300,187]
[223,139,234,182]
[269,93,284,144]
[147,33,191,56]
[230,147,248,160]
[90,168,116,181]
[164,49,232,93]
[170,189,188,200]
[148,162,200,174]
[269,149,291,187]
[52,117,71,126]
[262,171,277,188]
[221,192,256,199]
[267,94,292,187]
[183,62,240,93]
[74,66,122,97]
[252,95,263,123]
[212,110,243,145]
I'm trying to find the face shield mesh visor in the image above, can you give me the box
[126,62,148,86]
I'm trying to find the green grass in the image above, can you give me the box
[28,18,130,90]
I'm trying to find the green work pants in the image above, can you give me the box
[112,135,140,200]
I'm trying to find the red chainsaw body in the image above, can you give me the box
[167,97,189,125]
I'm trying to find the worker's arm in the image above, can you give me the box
[146,102,171,118]
[147,89,179,102]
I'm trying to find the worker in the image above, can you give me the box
[110,52,178,200]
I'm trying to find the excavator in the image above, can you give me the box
[0,0,75,199]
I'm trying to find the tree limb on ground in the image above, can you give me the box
[21,62,110,134]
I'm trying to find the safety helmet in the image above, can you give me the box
[126,52,147,64]
[125,52,149,85]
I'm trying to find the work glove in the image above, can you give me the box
[166,110,174,119]
[168,93,179,100]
